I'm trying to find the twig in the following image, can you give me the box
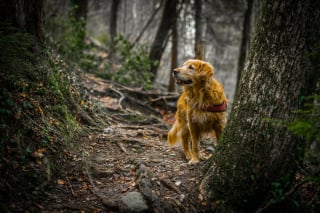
[66,176,77,197]
[144,95,179,105]
[120,124,168,132]
[116,141,128,154]
[160,178,181,193]
[109,86,125,109]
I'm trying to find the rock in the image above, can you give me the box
[103,127,114,134]
[174,180,181,186]
[121,191,149,212]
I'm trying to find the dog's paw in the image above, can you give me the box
[188,158,200,165]
[185,152,192,160]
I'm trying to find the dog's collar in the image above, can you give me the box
[206,101,227,112]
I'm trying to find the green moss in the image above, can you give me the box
[0,23,36,79]
[0,24,86,204]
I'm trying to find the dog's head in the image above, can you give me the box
[172,59,214,86]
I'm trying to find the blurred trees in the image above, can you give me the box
[194,0,204,60]
[0,0,44,44]
[149,0,180,81]
[109,0,120,57]
[54,0,244,97]
[72,0,88,21]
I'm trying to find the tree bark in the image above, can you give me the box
[194,0,204,60]
[149,0,179,81]
[200,0,320,211]
[109,0,120,58]
[168,14,178,92]
[71,0,88,21]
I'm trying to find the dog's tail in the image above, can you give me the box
[168,123,180,147]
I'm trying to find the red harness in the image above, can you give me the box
[206,101,227,112]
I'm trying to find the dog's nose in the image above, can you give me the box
[173,69,179,75]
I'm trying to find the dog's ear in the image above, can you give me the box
[197,61,214,79]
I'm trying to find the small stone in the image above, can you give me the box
[175,180,182,186]
[198,193,204,201]
[121,192,148,212]
[103,127,114,134]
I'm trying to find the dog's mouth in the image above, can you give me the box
[175,79,192,85]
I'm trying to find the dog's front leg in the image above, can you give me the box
[188,123,201,165]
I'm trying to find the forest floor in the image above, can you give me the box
[42,73,217,212]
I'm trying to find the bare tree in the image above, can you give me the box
[71,0,88,21]
[200,0,320,211]
[194,0,204,60]
[131,0,164,48]
[110,0,120,57]
[149,0,179,81]
[168,13,178,92]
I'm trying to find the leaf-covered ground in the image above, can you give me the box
[4,72,318,212]
[40,73,217,212]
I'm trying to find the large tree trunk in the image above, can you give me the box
[200,0,320,211]
[149,0,179,81]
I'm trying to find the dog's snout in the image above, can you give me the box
[173,69,179,75]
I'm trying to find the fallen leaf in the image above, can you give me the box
[20,93,27,98]
[57,179,65,185]
[88,134,93,141]
[38,106,44,118]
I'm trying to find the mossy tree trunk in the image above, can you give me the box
[200,0,320,211]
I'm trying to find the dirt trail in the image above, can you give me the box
[44,74,216,212]
[83,73,218,212]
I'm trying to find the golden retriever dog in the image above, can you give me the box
[168,59,227,165]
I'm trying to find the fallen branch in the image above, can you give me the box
[109,86,125,109]
[66,176,77,197]
[160,178,181,193]
[116,141,128,154]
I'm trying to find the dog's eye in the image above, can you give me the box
[188,64,195,70]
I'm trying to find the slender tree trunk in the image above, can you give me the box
[168,15,178,92]
[131,0,163,48]
[200,0,320,211]
[72,0,88,21]
[149,0,179,81]
[235,0,253,96]
[110,0,120,57]
[194,0,204,60]
[71,0,88,52]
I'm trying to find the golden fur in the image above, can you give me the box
[168,59,227,164]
